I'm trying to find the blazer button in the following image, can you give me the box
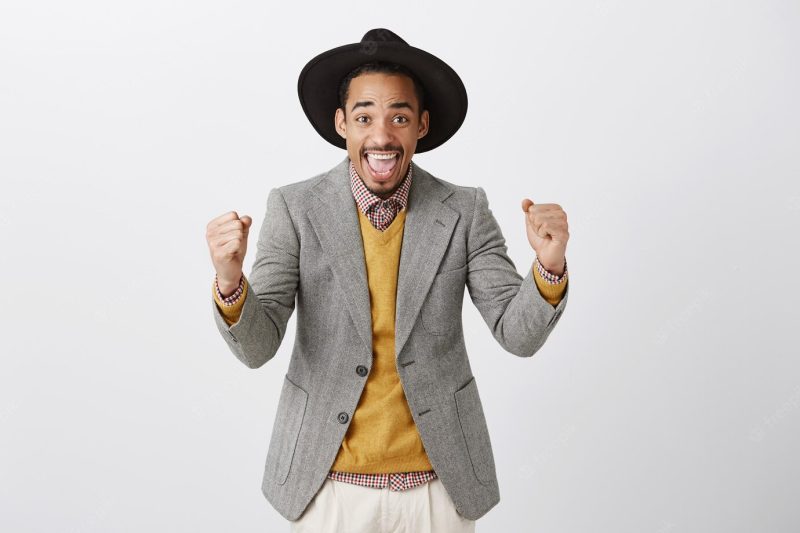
[356,365,368,377]
[337,412,349,424]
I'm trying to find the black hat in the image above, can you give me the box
[297,28,468,154]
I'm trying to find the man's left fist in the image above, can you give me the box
[521,198,569,275]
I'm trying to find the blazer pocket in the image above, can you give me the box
[420,264,466,335]
[264,374,308,485]
[454,376,497,487]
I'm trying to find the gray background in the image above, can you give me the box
[1,0,798,531]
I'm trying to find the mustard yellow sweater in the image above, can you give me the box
[213,208,567,473]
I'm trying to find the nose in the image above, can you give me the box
[369,117,395,147]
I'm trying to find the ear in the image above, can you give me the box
[334,108,347,139]
[417,109,430,140]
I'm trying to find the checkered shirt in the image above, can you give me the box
[348,157,412,231]
[327,469,439,492]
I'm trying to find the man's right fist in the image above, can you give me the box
[206,211,253,295]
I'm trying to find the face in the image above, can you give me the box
[335,72,429,199]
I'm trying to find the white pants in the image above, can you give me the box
[288,477,477,533]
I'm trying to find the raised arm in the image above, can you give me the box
[208,187,300,368]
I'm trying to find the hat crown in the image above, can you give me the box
[298,28,467,153]
[360,28,408,45]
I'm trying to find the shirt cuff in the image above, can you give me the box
[213,274,248,325]
[532,257,568,306]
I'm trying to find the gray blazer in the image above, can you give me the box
[211,155,569,521]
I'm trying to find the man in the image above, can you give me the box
[206,28,569,532]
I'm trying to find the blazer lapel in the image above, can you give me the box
[394,161,459,359]
[307,156,459,361]
[307,157,374,357]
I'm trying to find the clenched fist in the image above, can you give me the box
[206,211,253,295]
[521,198,569,276]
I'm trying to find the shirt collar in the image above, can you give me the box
[349,157,412,215]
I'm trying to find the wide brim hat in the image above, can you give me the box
[297,28,468,154]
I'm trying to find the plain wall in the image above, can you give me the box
[1,1,798,531]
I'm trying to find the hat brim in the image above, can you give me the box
[297,40,467,154]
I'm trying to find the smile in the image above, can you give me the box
[364,152,399,178]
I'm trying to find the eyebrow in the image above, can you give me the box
[351,100,414,113]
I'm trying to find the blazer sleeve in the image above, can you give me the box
[210,187,300,369]
[466,186,568,357]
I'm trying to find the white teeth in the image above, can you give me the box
[366,153,398,160]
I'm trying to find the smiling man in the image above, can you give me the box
[207,28,570,532]
[335,66,428,200]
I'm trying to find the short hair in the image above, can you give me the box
[338,61,426,118]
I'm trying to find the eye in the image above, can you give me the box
[394,115,409,124]
[356,115,369,124]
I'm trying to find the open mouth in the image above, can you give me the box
[363,151,400,180]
